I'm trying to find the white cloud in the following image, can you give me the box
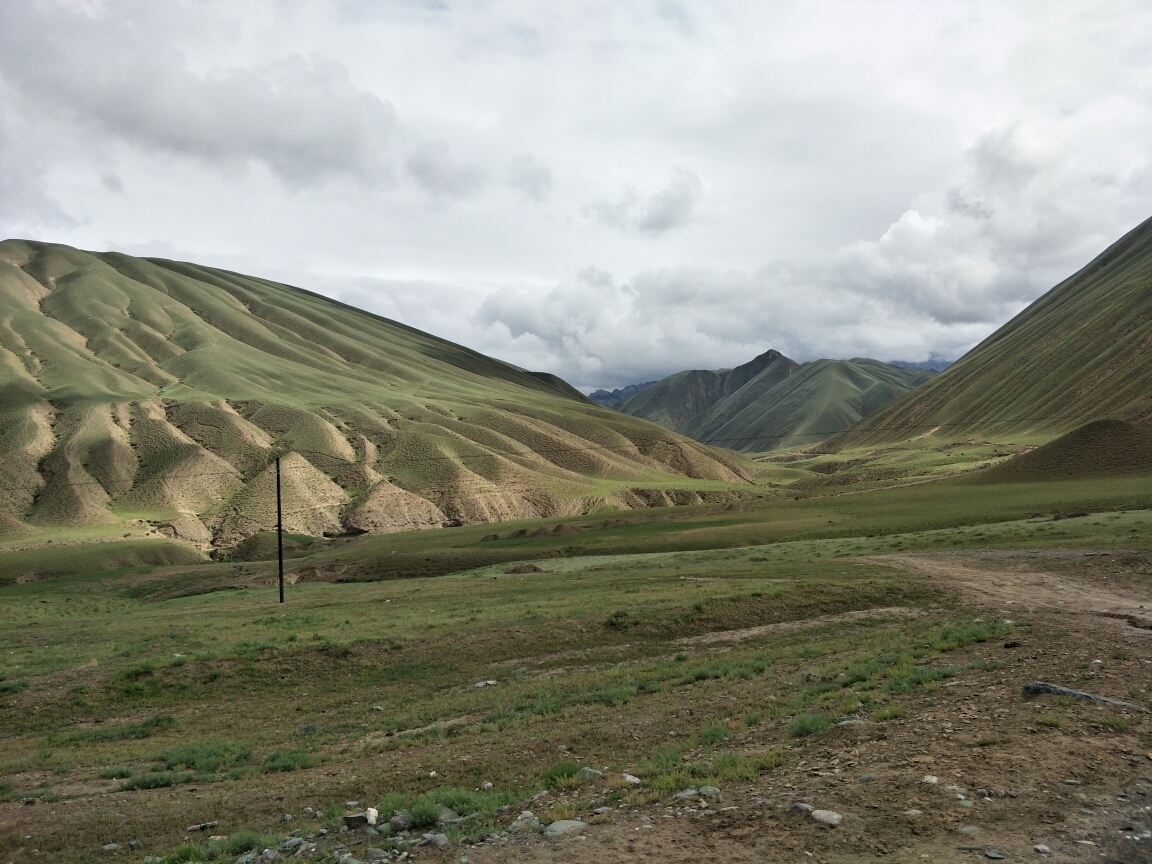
[584,169,703,236]
[1,0,1151,393]
[507,153,552,202]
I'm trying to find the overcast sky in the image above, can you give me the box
[3,1,1151,391]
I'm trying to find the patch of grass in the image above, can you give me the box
[696,723,731,746]
[872,704,906,721]
[886,666,956,694]
[1104,716,1130,732]
[932,621,1012,652]
[155,742,250,774]
[262,750,317,773]
[744,711,761,727]
[0,679,28,696]
[1036,712,1066,729]
[65,714,175,744]
[790,713,836,738]
[98,767,133,780]
[119,770,194,791]
[543,761,580,789]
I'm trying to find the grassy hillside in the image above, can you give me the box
[618,349,798,431]
[684,358,932,452]
[619,350,929,452]
[0,240,753,551]
[827,215,1152,448]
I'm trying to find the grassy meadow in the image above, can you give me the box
[2,468,1152,861]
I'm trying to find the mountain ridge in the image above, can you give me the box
[824,215,1152,449]
[0,240,753,550]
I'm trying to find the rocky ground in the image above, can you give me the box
[3,549,1150,864]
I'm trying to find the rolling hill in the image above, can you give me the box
[825,215,1152,448]
[0,240,752,550]
[618,350,931,452]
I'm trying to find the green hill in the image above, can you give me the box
[618,349,799,431]
[828,215,1152,448]
[618,350,930,452]
[0,240,752,550]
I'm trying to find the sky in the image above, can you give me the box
[2,1,1151,392]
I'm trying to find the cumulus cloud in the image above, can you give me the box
[507,153,552,202]
[406,141,487,200]
[584,169,703,236]
[0,3,399,186]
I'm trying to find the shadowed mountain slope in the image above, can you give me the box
[965,419,1152,484]
[0,240,752,549]
[684,359,934,452]
[826,216,1152,449]
[619,350,800,432]
[618,350,930,452]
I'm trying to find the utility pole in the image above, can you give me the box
[276,455,284,604]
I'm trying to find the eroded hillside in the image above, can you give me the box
[0,241,752,550]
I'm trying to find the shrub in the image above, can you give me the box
[98,767,133,780]
[1105,716,1130,732]
[744,712,761,727]
[155,742,250,774]
[542,762,580,788]
[0,679,28,696]
[68,714,175,744]
[697,724,730,746]
[119,771,193,791]
[1036,713,1065,729]
[262,750,317,773]
[790,713,835,738]
[605,610,639,630]
[886,667,956,694]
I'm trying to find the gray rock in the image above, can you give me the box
[234,854,256,864]
[1034,844,1051,854]
[364,851,387,862]
[390,811,414,832]
[791,803,815,814]
[593,807,612,815]
[959,800,975,808]
[698,785,720,798]
[337,856,362,864]
[958,826,981,834]
[508,811,541,834]
[858,774,875,782]
[621,773,642,785]
[364,826,378,837]
[922,775,939,784]
[422,832,450,848]
[281,838,306,851]
[435,804,459,823]
[260,851,278,861]
[576,767,604,780]
[102,844,121,852]
[985,852,1005,860]
[674,788,699,799]
[346,801,359,808]
[344,812,370,828]
[128,840,142,850]
[542,820,587,839]
[811,810,842,827]
[482,781,494,790]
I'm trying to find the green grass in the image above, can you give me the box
[790,714,836,738]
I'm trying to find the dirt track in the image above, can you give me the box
[448,551,1152,863]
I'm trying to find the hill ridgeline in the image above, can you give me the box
[826,215,1152,448]
[618,350,932,452]
[0,241,752,550]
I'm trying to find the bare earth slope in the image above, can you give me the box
[0,240,751,549]
[827,215,1152,448]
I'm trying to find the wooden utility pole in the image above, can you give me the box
[276,456,284,604]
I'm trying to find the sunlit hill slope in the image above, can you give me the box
[0,241,752,550]
[826,215,1152,448]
